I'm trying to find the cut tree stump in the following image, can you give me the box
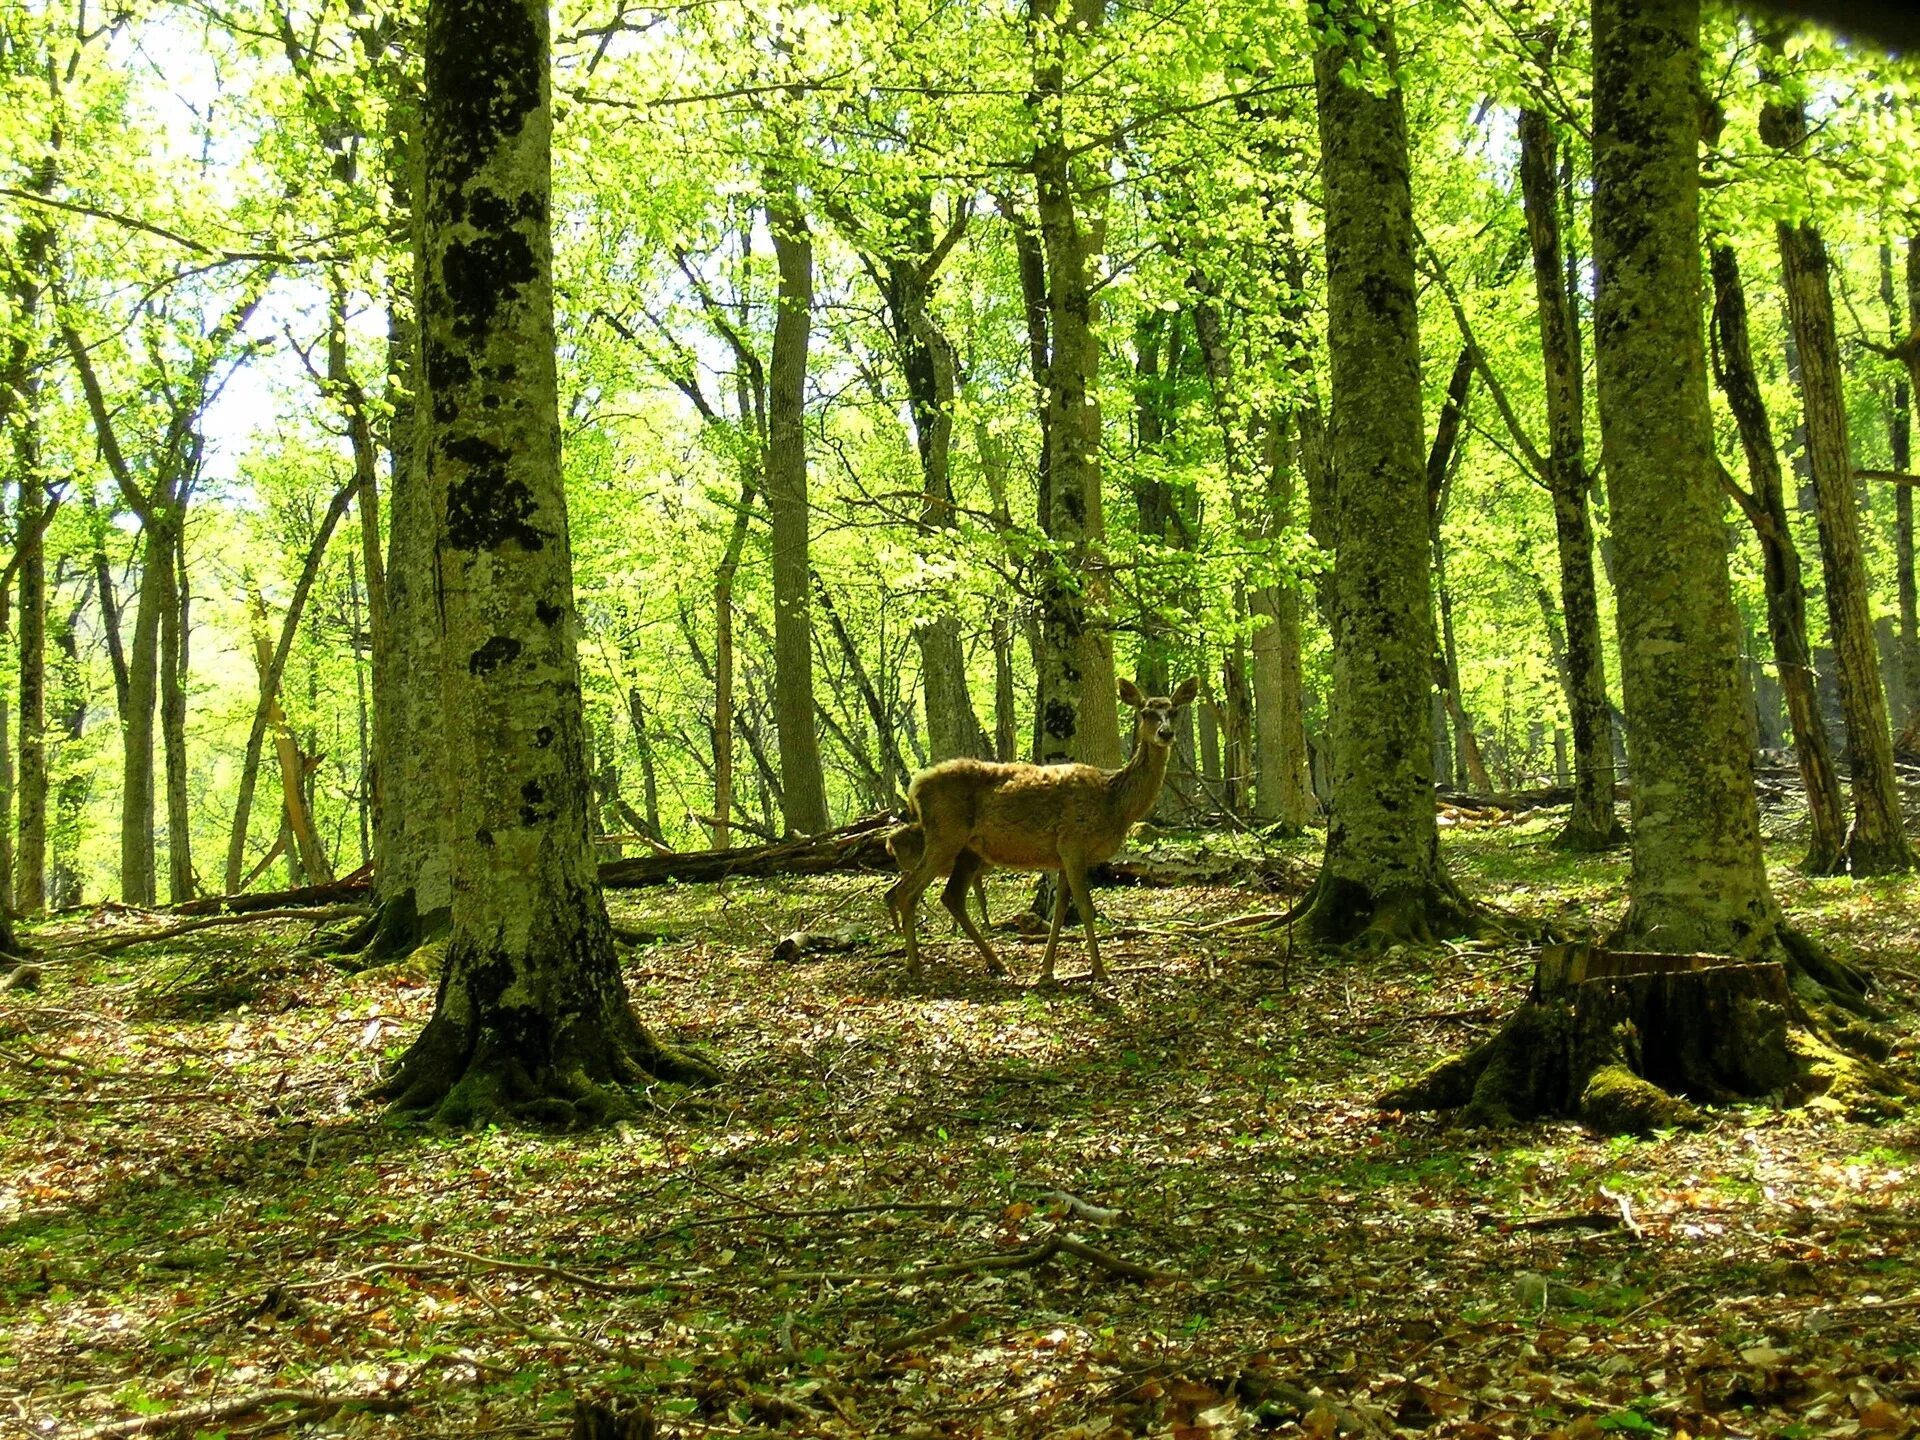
[1379,942,1814,1134]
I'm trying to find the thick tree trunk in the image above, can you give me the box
[765,186,831,834]
[1709,245,1849,873]
[1520,107,1625,852]
[378,0,711,1125]
[1299,5,1472,946]
[1591,0,1800,962]
[1762,88,1912,873]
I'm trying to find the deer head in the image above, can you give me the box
[1118,677,1200,750]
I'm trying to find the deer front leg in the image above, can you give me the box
[943,850,1006,976]
[1038,869,1071,984]
[1062,857,1105,981]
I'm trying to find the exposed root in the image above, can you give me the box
[1551,817,1627,853]
[1291,871,1481,950]
[327,890,448,969]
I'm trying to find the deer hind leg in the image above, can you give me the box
[942,849,1006,977]
[1062,856,1106,981]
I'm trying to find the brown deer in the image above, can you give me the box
[886,677,1198,982]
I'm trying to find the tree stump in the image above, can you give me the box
[1380,943,1811,1134]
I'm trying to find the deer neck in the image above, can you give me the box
[1110,733,1171,824]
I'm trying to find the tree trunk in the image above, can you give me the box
[121,516,166,906]
[1298,4,1473,945]
[1251,412,1316,831]
[378,0,711,1125]
[1031,0,1120,768]
[624,687,664,842]
[48,596,89,909]
[249,595,332,884]
[1590,0,1815,971]
[1708,244,1849,874]
[1761,85,1912,873]
[764,185,831,834]
[879,203,988,764]
[1428,348,1493,795]
[1894,240,1920,733]
[1520,107,1625,852]
[10,231,50,916]
[160,522,194,901]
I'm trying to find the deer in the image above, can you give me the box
[886,677,1199,983]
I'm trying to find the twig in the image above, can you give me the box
[425,1244,665,1295]
[876,1309,975,1356]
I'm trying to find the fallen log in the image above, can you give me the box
[598,814,898,888]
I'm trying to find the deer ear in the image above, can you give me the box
[1117,678,1146,709]
[1171,677,1200,707]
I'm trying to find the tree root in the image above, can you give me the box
[325,890,448,968]
[374,1003,719,1131]
[1286,870,1483,950]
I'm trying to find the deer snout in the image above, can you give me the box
[1155,722,1175,744]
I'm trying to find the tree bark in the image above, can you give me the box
[1299,4,1472,945]
[1761,80,1912,873]
[10,162,52,915]
[1590,0,1797,959]
[1896,240,1920,734]
[161,519,194,902]
[765,184,831,834]
[1708,244,1849,874]
[1519,107,1625,852]
[378,0,711,1125]
[1251,411,1316,831]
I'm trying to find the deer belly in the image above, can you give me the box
[971,826,1062,872]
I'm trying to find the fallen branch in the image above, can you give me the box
[43,906,367,955]
[70,1388,406,1440]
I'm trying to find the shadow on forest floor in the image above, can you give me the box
[3,815,1918,1439]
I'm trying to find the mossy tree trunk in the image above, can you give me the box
[1708,244,1848,875]
[1761,77,1912,875]
[1519,106,1625,853]
[1590,0,1791,957]
[376,0,712,1126]
[1297,2,1473,946]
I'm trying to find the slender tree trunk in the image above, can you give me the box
[121,516,167,906]
[712,473,756,848]
[1591,0,1790,956]
[1300,3,1470,944]
[48,595,88,909]
[880,207,988,764]
[1031,0,1120,767]
[1252,412,1316,830]
[249,595,331,883]
[10,260,50,915]
[1427,347,1492,794]
[380,0,709,1123]
[1894,240,1920,734]
[1760,87,1911,872]
[160,523,193,901]
[1520,107,1624,850]
[1709,245,1849,873]
[624,687,664,841]
[226,482,354,892]
[764,185,831,834]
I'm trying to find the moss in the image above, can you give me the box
[1579,1063,1700,1135]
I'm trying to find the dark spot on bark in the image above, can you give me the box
[442,197,539,342]
[469,635,523,675]
[1043,699,1078,743]
[1061,487,1085,526]
[535,725,555,748]
[519,779,550,826]
[444,436,546,551]
[536,599,562,626]
[422,0,542,202]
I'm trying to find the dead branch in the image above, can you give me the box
[70,1388,406,1440]
[43,906,366,955]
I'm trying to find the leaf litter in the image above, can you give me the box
[0,825,1916,1440]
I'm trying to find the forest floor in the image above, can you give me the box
[2,814,1918,1440]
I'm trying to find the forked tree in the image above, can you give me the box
[375,0,712,1126]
